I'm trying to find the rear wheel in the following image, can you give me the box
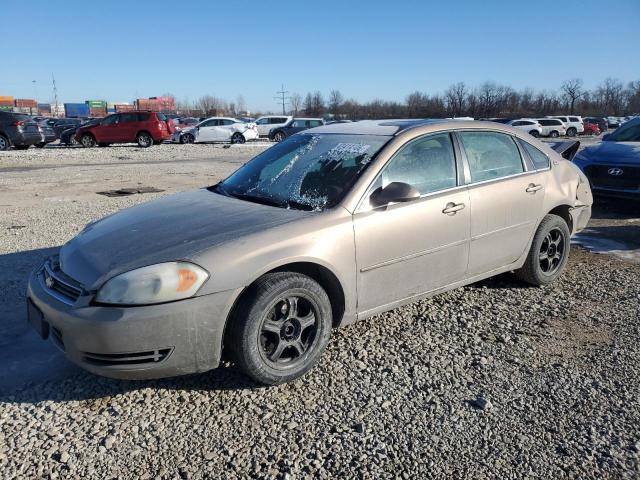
[549,130,559,138]
[80,134,96,148]
[136,132,153,148]
[274,131,286,142]
[228,272,333,385]
[529,130,540,138]
[515,214,570,286]
[231,132,245,144]
[0,135,11,150]
[566,127,577,137]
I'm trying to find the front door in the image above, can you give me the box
[456,131,545,276]
[353,132,470,314]
[196,119,219,142]
[95,114,120,142]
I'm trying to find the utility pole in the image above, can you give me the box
[274,84,289,115]
[51,74,60,117]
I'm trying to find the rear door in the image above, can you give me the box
[353,132,470,314]
[456,131,545,276]
[118,112,139,142]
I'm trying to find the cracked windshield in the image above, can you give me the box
[215,134,390,210]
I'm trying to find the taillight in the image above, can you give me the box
[13,121,24,127]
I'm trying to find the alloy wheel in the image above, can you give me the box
[259,295,319,367]
[538,228,565,276]
[0,136,8,150]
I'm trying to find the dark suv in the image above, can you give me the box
[0,112,42,150]
[269,118,324,142]
[75,111,175,148]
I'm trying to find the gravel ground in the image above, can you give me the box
[0,140,639,479]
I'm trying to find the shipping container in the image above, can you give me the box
[0,105,13,112]
[115,103,136,112]
[37,103,52,113]
[89,107,106,117]
[86,99,107,108]
[64,103,90,118]
[15,98,37,108]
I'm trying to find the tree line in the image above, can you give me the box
[175,78,640,119]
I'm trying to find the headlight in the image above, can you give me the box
[95,262,209,305]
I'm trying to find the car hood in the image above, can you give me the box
[577,141,640,165]
[59,188,310,289]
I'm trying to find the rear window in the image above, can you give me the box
[155,113,167,121]
[520,140,550,170]
[138,113,151,121]
[569,117,580,122]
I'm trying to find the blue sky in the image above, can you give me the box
[2,0,638,112]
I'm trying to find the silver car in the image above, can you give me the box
[27,120,593,384]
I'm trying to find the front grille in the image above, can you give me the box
[584,164,640,190]
[41,262,83,305]
[82,348,173,367]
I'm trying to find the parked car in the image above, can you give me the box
[606,117,622,128]
[546,116,584,137]
[505,119,542,137]
[584,117,608,133]
[255,115,292,137]
[268,118,325,142]
[36,122,57,148]
[50,118,84,138]
[26,119,592,385]
[75,111,174,148]
[536,119,567,138]
[581,122,601,136]
[573,117,640,199]
[59,118,101,146]
[0,111,42,150]
[172,117,258,144]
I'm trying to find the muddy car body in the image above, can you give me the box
[27,120,593,384]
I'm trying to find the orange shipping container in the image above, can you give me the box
[15,98,37,108]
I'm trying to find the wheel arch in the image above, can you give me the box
[547,204,574,234]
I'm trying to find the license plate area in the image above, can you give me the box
[27,299,49,339]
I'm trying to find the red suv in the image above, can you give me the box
[75,111,175,148]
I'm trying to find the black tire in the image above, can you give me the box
[566,127,577,137]
[274,131,286,142]
[549,130,559,138]
[0,135,11,150]
[35,142,46,148]
[98,143,110,147]
[137,132,153,148]
[181,133,194,144]
[227,272,333,385]
[515,214,570,286]
[13,145,30,150]
[153,140,162,145]
[231,132,246,144]
[80,134,96,148]
[529,130,540,138]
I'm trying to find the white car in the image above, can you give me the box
[536,118,567,138]
[172,117,258,144]
[254,115,292,137]
[546,116,584,137]
[505,119,542,137]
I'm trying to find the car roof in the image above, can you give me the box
[304,119,454,136]
[291,117,323,121]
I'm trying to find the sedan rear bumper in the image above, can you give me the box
[27,267,241,380]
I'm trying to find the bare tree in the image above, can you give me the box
[196,95,223,116]
[445,82,467,117]
[328,89,344,116]
[303,93,314,115]
[560,79,585,114]
[289,93,302,116]
[311,91,325,117]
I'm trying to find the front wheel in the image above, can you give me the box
[529,130,540,138]
[231,132,245,144]
[80,134,96,148]
[274,131,286,142]
[549,130,559,138]
[515,214,570,286]
[566,127,577,137]
[181,133,194,144]
[0,135,9,151]
[136,132,153,148]
[227,272,333,385]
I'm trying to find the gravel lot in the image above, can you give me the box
[1,139,639,479]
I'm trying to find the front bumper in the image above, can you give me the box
[27,266,241,380]
[242,129,259,141]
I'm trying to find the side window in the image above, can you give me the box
[120,113,137,123]
[520,141,550,170]
[291,120,305,128]
[272,117,286,124]
[138,113,150,121]
[569,117,579,122]
[101,115,119,125]
[309,120,322,127]
[201,119,216,127]
[221,119,234,126]
[379,133,457,195]
[458,131,524,183]
[512,121,523,126]
[256,118,268,125]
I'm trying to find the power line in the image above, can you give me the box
[274,84,290,115]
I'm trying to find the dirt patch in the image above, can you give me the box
[96,186,165,197]
[535,317,613,361]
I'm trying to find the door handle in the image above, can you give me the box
[442,202,465,215]
[526,183,543,193]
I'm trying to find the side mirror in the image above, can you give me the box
[369,182,420,207]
